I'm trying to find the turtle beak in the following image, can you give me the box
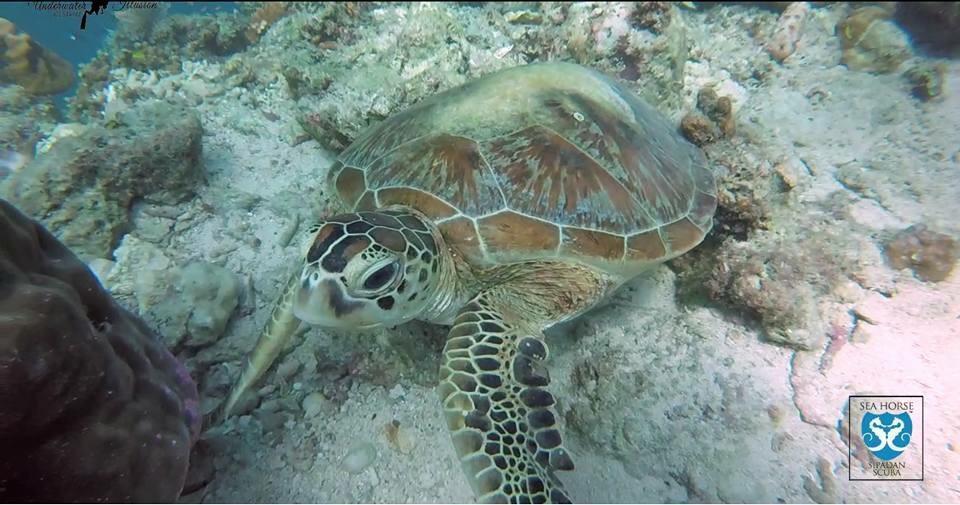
[294,278,384,331]
[295,278,360,323]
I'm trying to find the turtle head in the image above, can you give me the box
[293,209,445,330]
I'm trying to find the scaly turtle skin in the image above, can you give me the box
[219,62,717,503]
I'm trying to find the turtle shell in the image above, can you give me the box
[327,62,717,278]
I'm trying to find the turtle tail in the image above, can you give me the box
[215,270,302,423]
[438,292,574,504]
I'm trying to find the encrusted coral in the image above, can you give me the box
[884,224,958,282]
[0,198,199,502]
[0,17,75,95]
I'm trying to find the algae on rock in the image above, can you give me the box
[0,100,204,259]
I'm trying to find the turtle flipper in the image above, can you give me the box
[439,293,574,504]
[217,270,302,421]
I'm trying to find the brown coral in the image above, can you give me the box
[884,224,958,282]
[0,199,200,502]
[0,17,75,95]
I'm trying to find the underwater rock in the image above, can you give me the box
[103,234,175,314]
[294,2,694,149]
[343,442,377,474]
[181,439,217,496]
[884,224,958,282]
[70,9,254,109]
[693,140,778,243]
[0,17,75,95]
[0,100,204,259]
[838,6,912,74]
[179,262,242,348]
[765,2,810,63]
[0,198,199,502]
[302,392,332,418]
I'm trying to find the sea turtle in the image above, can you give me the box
[218,62,717,503]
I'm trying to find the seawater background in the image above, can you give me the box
[0,2,236,107]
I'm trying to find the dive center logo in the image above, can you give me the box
[848,396,923,481]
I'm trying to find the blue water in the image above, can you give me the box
[1,2,237,108]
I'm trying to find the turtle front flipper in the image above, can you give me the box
[217,270,302,422]
[439,292,574,504]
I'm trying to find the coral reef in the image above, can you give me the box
[838,6,912,74]
[764,1,810,62]
[0,17,75,95]
[884,224,958,282]
[0,198,199,502]
[0,100,204,259]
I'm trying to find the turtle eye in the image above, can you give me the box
[358,260,400,294]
